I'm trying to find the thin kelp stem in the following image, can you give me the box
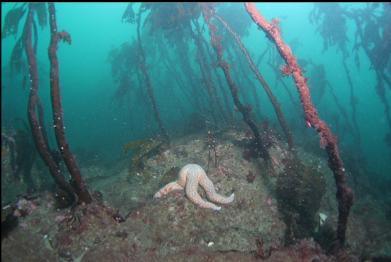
[342,60,361,145]
[228,44,263,119]
[215,14,293,149]
[326,82,354,135]
[191,20,228,125]
[202,5,269,159]
[244,3,353,249]
[48,3,92,204]
[347,9,391,145]
[195,21,234,122]
[136,8,169,142]
[175,39,207,117]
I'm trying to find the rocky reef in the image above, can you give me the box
[1,127,390,261]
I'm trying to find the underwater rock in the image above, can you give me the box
[1,129,385,261]
[276,157,326,243]
[1,204,18,240]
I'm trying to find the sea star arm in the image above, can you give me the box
[185,173,222,211]
[199,173,235,204]
[154,181,183,198]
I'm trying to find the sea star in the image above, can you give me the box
[154,163,235,211]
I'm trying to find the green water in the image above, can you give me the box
[2,3,390,193]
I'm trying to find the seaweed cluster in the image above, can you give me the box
[123,137,165,171]
[141,3,201,45]
[2,3,45,79]
[107,41,141,106]
[309,3,349,58]
[276,158,326,243]
[310,3,391,149]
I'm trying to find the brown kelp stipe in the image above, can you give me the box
[23,4,77,202]
[48,3,92,204]
[136,8,169,143]
[202,5,269,160]
[244,3,353,249]
[214,14,293,150]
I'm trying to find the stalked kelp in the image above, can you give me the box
[307,62,354,142]
[202,4,270,160]
[259,41,301,113]
[47,3,92,204]
[348,4,391,147]
[24,3,78,204]
[2,3,92,205]
[2,3,391,261]
[310,3,361,148]
[215,4,263,120]
[191,19,230,125]
[309,3,391,199]
[144,3,217,123]
[310,3,391,149]
[244,3,353,250]
[214,13,294,150]
[135,7,170,143]
[123,3,235,128]
[121,3,207,142]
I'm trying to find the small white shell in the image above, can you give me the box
[319,212,328,226]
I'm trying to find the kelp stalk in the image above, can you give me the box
[191,20,228,124]
[24,4,76,200]
[136,8,169,142]
[202,5,269,159]
[244,3,353,248]
[343,58,361,145]
[48,3,91,204]
[215,14,293,149]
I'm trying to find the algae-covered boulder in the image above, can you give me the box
[276,157,326,243]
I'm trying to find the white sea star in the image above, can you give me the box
[154,164,235,211]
